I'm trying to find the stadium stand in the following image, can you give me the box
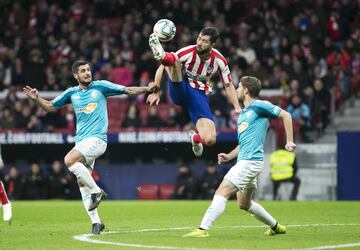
[0,1,358,142]
[0,0,359,201]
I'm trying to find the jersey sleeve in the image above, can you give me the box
[215,53,232,84]
[175,45,195,63]
[219,63,231,84]
[51,88,73,109]
[253,101,282,118]
[95,80,126,97]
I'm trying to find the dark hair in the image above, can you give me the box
[200,27,219,44]
[71,60,89,74]
[240,76,262,98]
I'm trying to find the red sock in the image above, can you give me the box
[193,133,206,145]
[160,52,176,66]
[0,181,9,205]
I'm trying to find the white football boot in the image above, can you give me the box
[149,33,165,60]
[3,202,12,223]
[188,130,203,157]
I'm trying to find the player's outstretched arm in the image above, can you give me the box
[218,145,240,164]
[124,82,158,96]
[23,85,56,112]
[224,81,241,113]
[278,109,296,152]
[146,65,165,106]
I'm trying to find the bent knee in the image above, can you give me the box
[64,156,73,168]
[237,202,250,210]
[166,62,182,81]
[204,136,216,146]
[64,155,80,168]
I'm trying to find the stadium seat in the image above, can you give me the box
[270,119,301,146]
[157,104,171,122]
[138,104,150,126]
[159,184,175,200]
[107,98,129,119]
[137,184,159,200]
[270,119,285,147]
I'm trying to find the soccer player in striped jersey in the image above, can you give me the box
[0,146,12,223]
[23,60,158,234]
[148,27,241,157]
[0,180,11,223]
[184,76,296,238]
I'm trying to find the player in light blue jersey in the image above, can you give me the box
[184,76,296,238]
[23,60,157,234]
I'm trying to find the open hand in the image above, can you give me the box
[23,85,39,100]
[146,92,161,106]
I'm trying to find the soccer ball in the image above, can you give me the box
[153,19,176,42]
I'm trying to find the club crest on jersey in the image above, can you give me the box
[206,66,213,74]
[77,103,97,114]
[238,122,249,133]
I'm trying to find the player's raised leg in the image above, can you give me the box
[149,33,165,60]
[189,118,216,157]
[64,149,102,194]
[149,33,181,68]
[64,140,107,212]
[75,138,107,212]
[164,59,183,82]
[0,180,12,222]
[196,118,216,146]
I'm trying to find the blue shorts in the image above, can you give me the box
[168,78,214,124]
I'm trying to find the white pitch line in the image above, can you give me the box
[296,242,360,250]
[73,223,360,250]
[74,233,198,250]
[74,231,236,250]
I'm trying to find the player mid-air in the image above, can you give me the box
[147,26,241,157]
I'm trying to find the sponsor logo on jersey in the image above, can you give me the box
[185,71,208,81]
[77,103,97,114]
[238,121,249,133]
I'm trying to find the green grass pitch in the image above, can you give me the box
[1,201,360,249]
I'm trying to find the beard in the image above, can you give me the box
[239,100,245,109]
[196,47,211,55]
[79,77,92,84]
[238,96,245,109]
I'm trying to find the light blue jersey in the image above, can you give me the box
[51,80,125,142]
[237,100,281,161]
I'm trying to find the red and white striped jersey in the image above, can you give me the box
[175,45,232,94]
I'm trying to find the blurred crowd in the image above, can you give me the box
[173,163,224,200]
[0,0,359,142]
[0,160,81,200]
[0,160,223,200]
